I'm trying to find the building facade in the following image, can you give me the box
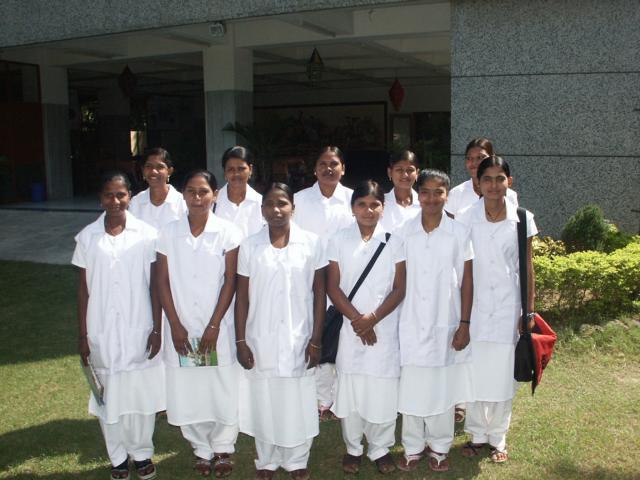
[1,0,638,235]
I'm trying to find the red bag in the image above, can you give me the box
[530,312,557,387]
[514,208,557,394]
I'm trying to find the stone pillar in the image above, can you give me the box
[40,65,72,199]
[202,42,253,182]
[450,0,640,236]
[97,80,131,166]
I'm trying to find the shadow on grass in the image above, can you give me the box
[0,261,82,366]
[0,418,105,475]
[548,458,634,480]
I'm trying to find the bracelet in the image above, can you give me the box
[208,323,220,330]
[309,342,322,350]
[370,311,378,321]
[235,339,246,344]
[460,320,470,325]
[151,330,161,335]
[526,312,536,319]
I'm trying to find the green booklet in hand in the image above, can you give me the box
[178,338,218,367]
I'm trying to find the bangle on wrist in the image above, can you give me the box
[309,342,321,350]
[151,330,160,335]
[235,339,246,344]
[208,323,220,330]
[370,311,378,321]
[460,320,470,325]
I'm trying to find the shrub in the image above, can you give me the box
[561,204,633,253]
[561,205,610,252]
[534,240,640,322]
[532,236,566,257]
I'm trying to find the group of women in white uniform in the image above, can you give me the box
[74,139,537,480]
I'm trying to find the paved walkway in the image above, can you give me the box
[0,209,100,265]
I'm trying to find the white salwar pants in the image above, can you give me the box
[402,406,455,456]
[255,439,313,472]
[181,422,237,460]
[464,400,512,451]
[99,414,155,466]
[315,363,336,408]
[341,413,395,461]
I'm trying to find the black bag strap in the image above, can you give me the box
[346,232,391,301]
[516,207,530,333]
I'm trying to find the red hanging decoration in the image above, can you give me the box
[388,78,405,112]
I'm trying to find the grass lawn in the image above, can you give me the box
[0,260,639,480]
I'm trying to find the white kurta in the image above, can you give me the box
[445,179,518,218]
[379,189,420,232]
[214,184,264,239]
[72,211,165,423]
[128,184,187,229]
[293,181,354,249]
[157,214,242,426]
[294,181,354,404]
[457,199,538,401]
[328,223,404,423]
[396,212,474,416]
[237,224,327,446]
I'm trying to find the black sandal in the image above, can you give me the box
[133,459,157,480]
[111,459,130,480]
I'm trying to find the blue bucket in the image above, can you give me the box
[31,182,46,202]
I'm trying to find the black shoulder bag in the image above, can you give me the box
[514,207,557,394]
[320,232,391,364]
[513,208,537,386]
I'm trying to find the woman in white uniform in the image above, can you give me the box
[74,171,164,480]
[129,148,187,229]
[294,146,353,419]
[396,170,474,473]
[235,183,326,480]
[445,138,518,218]
[457,156,538,463]
[214,146,264,238]
[326,180,406,475]
[379,150,420,232]
[155,170,242,477]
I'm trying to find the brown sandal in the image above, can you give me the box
[427,449,449,472]
[374,453,396,474]
[461,441,485,457]
[289,468,310,480]
[342,454,362,474]
[194,457,212,476]
[397,448,427,472]
[212,453,233,478]
[255,469,275,480]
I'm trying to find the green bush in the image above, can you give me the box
[561,204,633,253]
[532,236,566,257]
[534,239,640,322]
[561,205,609,252]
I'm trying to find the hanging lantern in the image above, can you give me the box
[306,48,324,83]
[388,78,405,112]
[118,65,137,98]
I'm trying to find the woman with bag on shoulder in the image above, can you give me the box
[456,155,538,464]
[326,180,406,475]
[235,183,327,480]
